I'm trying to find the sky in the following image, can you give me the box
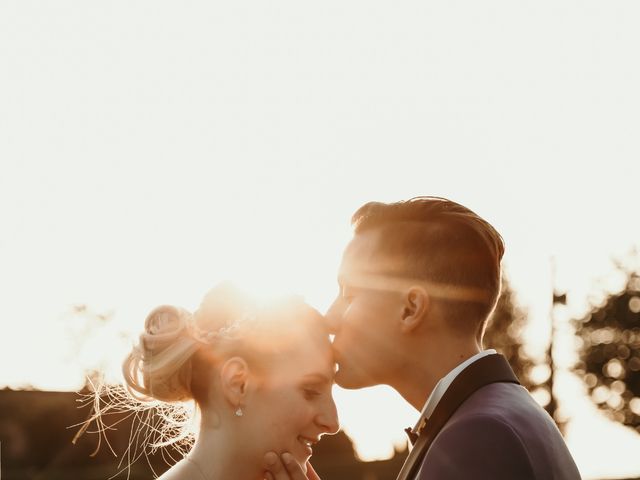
[1,1,640,478]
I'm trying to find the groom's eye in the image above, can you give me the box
[341,286,354,301]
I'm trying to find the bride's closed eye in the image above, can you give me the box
[300,371,333,395]
[302,387,321,400]
[300,374,332,400]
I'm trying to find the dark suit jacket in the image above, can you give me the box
[397,355,581,480]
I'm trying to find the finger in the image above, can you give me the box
[306,462,321,480]
[264,452,290,480]
[265,473,275,480]
[281,452,310,480]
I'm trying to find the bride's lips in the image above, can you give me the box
[332,352,343,370]
[297,435,319,456]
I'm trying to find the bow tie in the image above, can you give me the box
[404,426,419,446]
[405,417,427,446]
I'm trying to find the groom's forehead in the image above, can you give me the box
[343,230,382,262]
[341,231,403,272]
[339,237,409,291]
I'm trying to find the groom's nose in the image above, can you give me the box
[324,298,342,334]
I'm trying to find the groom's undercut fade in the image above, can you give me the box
[351,196,505,336]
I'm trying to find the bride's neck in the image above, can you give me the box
[186,415,261,480]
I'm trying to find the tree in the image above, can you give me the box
[574,268,640,432]
[484,276,537,392]
[483,275,569,430]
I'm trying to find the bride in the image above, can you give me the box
[122,282,339,480]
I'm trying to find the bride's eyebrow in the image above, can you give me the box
[301,373,332,385]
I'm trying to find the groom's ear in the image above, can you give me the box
[220,356,250,405]
[400,286,429,333]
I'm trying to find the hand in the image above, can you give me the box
[263,452,321,480]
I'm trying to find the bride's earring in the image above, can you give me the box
[235,406,243,417]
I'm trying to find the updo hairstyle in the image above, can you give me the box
[122,283,326,407]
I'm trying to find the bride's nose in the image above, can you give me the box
[315,396,339,435]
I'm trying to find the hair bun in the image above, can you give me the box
[145,305,190,336]
[123,305,199,403]
[147,307,178,334]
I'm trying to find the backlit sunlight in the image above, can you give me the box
[2,2,640,478]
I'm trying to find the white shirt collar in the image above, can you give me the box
[411,349,497,433]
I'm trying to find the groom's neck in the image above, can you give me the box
[392,337,481,411]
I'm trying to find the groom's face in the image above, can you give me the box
[326,230,405,389]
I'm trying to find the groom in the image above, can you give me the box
[265,197,581,480]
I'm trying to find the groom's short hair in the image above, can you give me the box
[351,196,504,337]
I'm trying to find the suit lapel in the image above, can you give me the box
[395,354,520,480]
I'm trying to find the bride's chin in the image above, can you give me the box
[291,450,311,471]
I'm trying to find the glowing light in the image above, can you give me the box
[530,387,551,407]
[629,296,640,314]
[604,359,625,379]
[606,393,623,410]
[591,328,615,345]
[584,373,598,389]
[629,357,640,372]
[610,380,626,395]
[591,386,610,404]
[529,364,551,384]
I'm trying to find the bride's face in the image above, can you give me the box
[244,329,339,468]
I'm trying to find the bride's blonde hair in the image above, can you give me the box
[122,282,246,405]
[123,282,324,407]
[75,283,327,475]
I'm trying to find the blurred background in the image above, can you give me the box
[1,1,639,479]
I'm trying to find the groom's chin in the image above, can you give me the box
[335,368,371,390]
